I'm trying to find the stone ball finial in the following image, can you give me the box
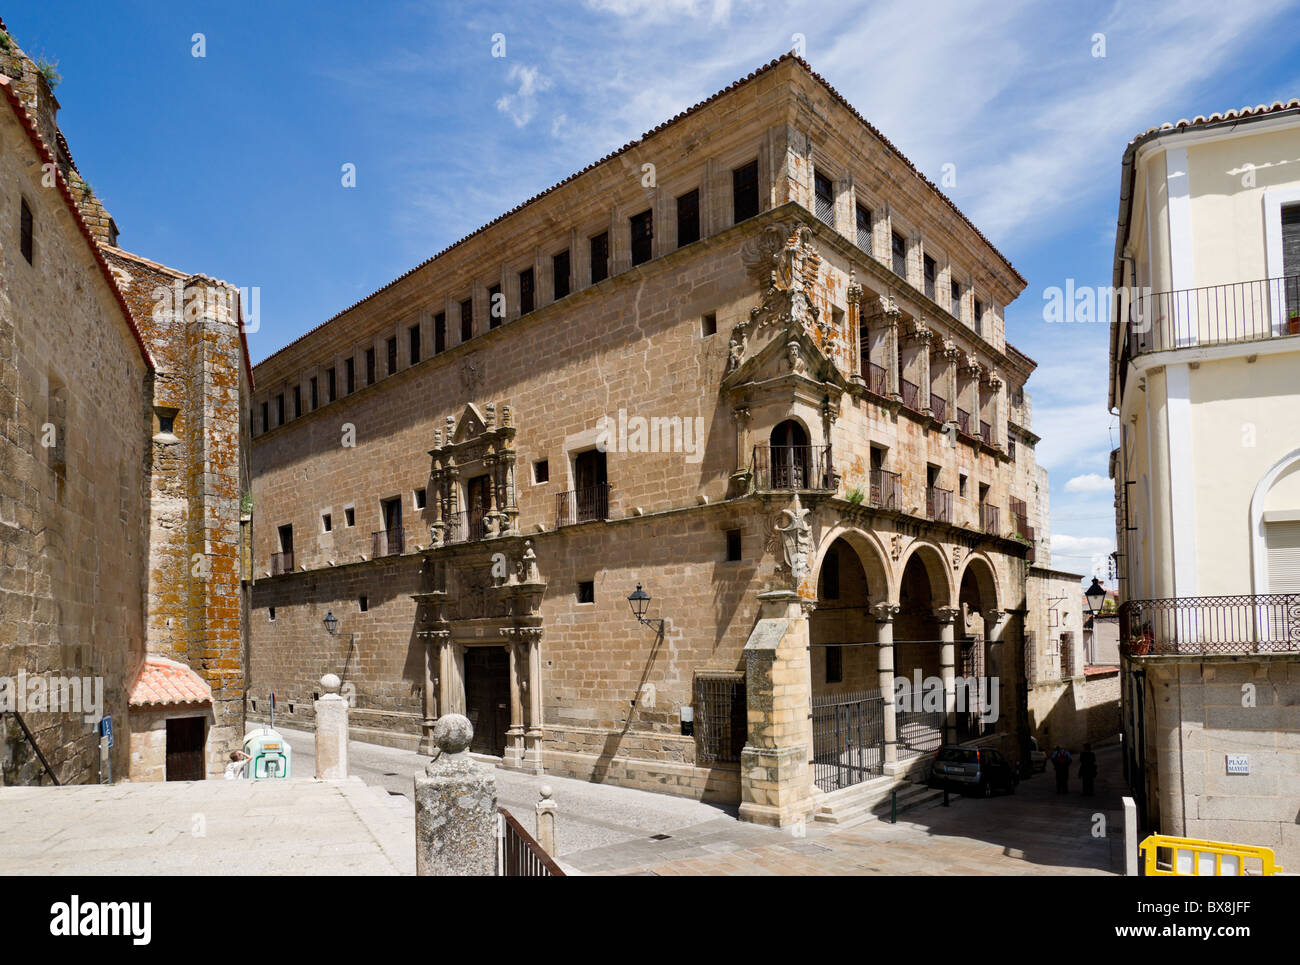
[433,713,474,754]
[539,784,553,801]
[320,673,341,694]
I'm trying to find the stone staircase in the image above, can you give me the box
[812,775,943,828]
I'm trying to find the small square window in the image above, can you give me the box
[825,645,843,684]
[959,474,968,498]
[322,513,333,533]
[359,595,369,612]
[414,488,427,510]
[701,312,717,337]
[344,506,356,527]
[534,459,549,484]
[726,529,742,562]
[268,607,276,622]
[158,414,175,435]
[577,581,595,604]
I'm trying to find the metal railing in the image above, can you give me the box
[926,486,953,523]
[371,526,404,557]
[811,689,885,791]
[694,674,746,765]
[442,510,489,543]
[555,483,609,527]
[955,407,971,435]
[1119,594,1300,655]
[1127,275,1300,359]
[750,445,835,492]
[497,807,565,876]
[980,420,993,446]
[870,468,900,511]
[865,360,887,397]
[2,710,61,784]
[270,550,294,576]
[930,393,947,423]
[899,376,920,411]
[979,503,1000,535]
[895,703,945,760]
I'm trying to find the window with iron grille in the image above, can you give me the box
[694,674,746,765]
[923,254,936,300]
[409,324,421,365]
[733,160,759,223]
[20,197,33,264]
[519,268,535,316]
[275,394,285,426]
[386,337,397,376]
[366,348,376,385]
[630,208,653,266]
[310,377,318,410]
[260,401,269,434]
[553,250,570,299]
[814,172,835,226]
[973,297,984,334]
[950,280,962,318]
[434,312,446,354]
[855,203,872,252]
[293,385,302,419]
[891,231,907,277]
[327,367,336,402]
[1060,632,1076,678]
[488,285,502,328]
[345,357,356,394]
[460,299,473,342]
[590,232,609,283]
[676,188,700,247]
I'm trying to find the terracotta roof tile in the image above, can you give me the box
[1129,98,1300,146]
[129,657,212,708]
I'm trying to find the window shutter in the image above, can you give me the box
[1265,520,1300,593]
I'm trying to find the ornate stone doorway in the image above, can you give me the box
[464,646,510,757]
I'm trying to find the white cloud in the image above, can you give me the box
[496,64,553,127]
[584,0,733,25]
[1065,472,1112,494]
[1050,534,1114,579]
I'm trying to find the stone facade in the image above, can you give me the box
[0,22,249,783]
[248,55,1081,817]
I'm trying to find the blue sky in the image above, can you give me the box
[9,0,1300,583]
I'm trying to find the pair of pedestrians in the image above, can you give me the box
[1049,743,1097,795]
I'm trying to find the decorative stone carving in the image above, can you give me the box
[933,606,962,624]
[786,340,805,375]
[775,492,813,586]
[871,602,900,623]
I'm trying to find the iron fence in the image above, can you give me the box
[870,468,900,511]
[927,485,953,523]
[811,689,885,791]
[694,674,746,765]
[980,420,993,446]
[955,407,971,435]
[930,393,947,423]
[895,704,945,760]
[750,444,835,492]
[497,807,564,877]
[1127,274,1300,359]
[1119,594,1300,655]
[442,510,488,543]
[899,376,920,411]
[555,483,609,527]
[866,361,888,397]
[371,526,404,557]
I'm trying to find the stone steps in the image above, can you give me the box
[812,776,943,828]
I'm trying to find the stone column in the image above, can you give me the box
[524,628,545,773]
[847,277,865,392]
[419,631,443,754]
[873,603,901,773]
[314,673,349,780]
[884,304,901,399]
[739,589,815,828]
[439,637,464,716]
[535,785,557,856]
[982,609,1004,727]
[942,342,961,426]
[935,606,961,744]
[503,633,525,770]
[414,714,498,876]
[989,369,1006,450]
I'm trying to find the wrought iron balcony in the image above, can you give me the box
[930,393,947,423]
[955,407,971,436]
[979,503,1000,535]
[899,377,920,412]
[926,486,953,523]
[980,420,993,447]
[372,526,405,557]
[1126,274,1300,360]
[865,361,887,397]
[751,445,835,493]
[869,468,900,511]
[442,510,488,543]
[270,550,294,576]
[555,483,610,527]
[1119,594,1300,655]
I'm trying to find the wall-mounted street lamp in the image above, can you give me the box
[1084,578,1107,617]
[322,611,340,636]
[627,582,665,635]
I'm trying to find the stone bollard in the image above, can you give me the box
[1123,796,1139,876]
[314,673,349,780]
[535,784,557,856]
[414,714,498,876]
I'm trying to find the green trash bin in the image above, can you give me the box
[243,727,292,779]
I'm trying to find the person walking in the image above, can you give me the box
[1079,743,1098,796]
[1050,744,1072,794]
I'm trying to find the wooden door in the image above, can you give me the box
[165,716,207,781]
[463,648,509,756]
[466,474,491,539]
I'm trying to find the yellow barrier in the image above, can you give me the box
[1139,834,1283,876]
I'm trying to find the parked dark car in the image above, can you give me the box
[928,744,1019,797]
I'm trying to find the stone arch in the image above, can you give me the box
[769,417,810,448]
[895,540,954,608]
[1250,447,1300,594]
[810,523,893,604]
[956,551,1001,615]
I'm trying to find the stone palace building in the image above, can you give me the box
[249,55,1075,825]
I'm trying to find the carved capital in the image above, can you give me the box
[871,602,900,623]
[933,606,962,624]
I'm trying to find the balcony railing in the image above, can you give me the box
[1127,275,1300,359]
[270,550,294,576]
[980,420,993,447]
[869,468,900,511]
[955,407,971,435]
[443,510,488,543]
[926,486,953,523]
[1119,594,1300,655]
[930,393,947,423]
[899,377,920,412]
[979,503,1000,535]
[372,526,405,557]
[555,483,610,527]
[751,445,835,492]
[865,361,887,397]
